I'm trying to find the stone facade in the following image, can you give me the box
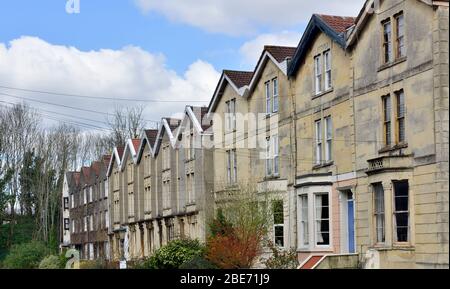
[107,106,214,262]
[61,157,110,260]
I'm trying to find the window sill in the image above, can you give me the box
[184,158,196,163]
[264,175,280,181]
[264,112,279,119]
[312,88,334,99]
[377,56,407,72]
[378,142,408,154]
[162,168,171,173]
[297,247,334,253]
[370,244,415,251]
[312,161,334,170]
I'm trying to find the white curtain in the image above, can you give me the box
[316,194,323,243]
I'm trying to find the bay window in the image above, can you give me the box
[373,183,385,244]
[315,193,330,246]
[299,195,309,247]
[273,200,284,247]
[393,181,409,243]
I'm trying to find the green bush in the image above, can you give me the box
[179,256,218,269]
[145,239,205,269]
[262,241,299,269]
[79,259,108,269]
[39,255,62,269]
[2,241,49,269]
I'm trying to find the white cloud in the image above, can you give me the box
[0,36,220,130]
[134,0,364,35]
[239,31,302,67]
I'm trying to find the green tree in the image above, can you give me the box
[2,241,49,269]
[0,168,13,225]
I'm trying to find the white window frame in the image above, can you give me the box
[272,78,279,113]
[395,13,405,59]
[273,135,279,176]
[227,150,232,184]
[314,55,322,94]
[373,183,386,244]
[273,200,285,248]
[315,120,322,165]
[324,50,332,90]
[325,116,332,162]
[299,194,309,247]
[314,192,331,247]
[266,137,273,176]
[383,20,393,63]
[393,180,410,243]
[265,81,271,115]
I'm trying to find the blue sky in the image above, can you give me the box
[0,0,261,73]
[0,0,363,128]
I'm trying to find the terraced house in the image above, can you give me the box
[287,13,358,265]
[286,0,448,269]
[61,156,111,260]
[106,106,214,262]
[61,0,448,269]
[347,0,449,269]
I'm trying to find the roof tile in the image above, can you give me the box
[316,14,355,34]
[264,46,297,62]
[223,70,254,88]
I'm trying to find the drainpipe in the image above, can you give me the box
[287,58,298,249]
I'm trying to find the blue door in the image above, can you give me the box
[347,198,355,253]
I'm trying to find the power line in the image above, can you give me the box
[0,84,208,103]
[0,91,160,124]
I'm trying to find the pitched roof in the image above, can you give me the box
[91,161,101,176]
[264,46,297,63]
[81,167,91,183]
[288,14,355,76]
[145,129,158,147]
[223,70,254,88]
[201,106,212,130]
[131,139,141,152]
[73,172,81,186]
[165,118,181,132]
[116,146,125,159]
[102,155,111,167]
[316,14,355,34]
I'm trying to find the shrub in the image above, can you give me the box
[179,256,218,269]
[79,259,108,269]
[146,239,205,269]
[2,241,49,269]
[39,255,62,269]
[262,241,299,269]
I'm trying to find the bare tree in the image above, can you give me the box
[0,103,40,245]
[106,105,146,147]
